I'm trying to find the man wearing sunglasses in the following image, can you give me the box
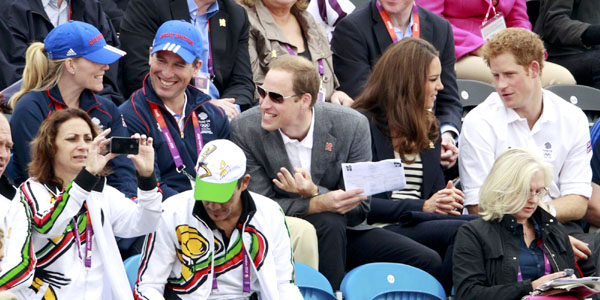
[231,55,443,290]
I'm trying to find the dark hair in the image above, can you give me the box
[28,108,103,185]
[352,38,440,162]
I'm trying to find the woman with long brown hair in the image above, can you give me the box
[353,37,470,291]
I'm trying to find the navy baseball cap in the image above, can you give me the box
[44,20,126,65]
[151,20,202,64]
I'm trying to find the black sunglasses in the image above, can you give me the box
[256,85,299,104]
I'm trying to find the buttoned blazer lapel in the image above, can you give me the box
[417,6,433,43]
[310,106,337,186]
[209,4,228,82]
[370,0,393,56]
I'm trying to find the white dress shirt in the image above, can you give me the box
[458,89,592,207]
[42,0,70,27]
[279,109,316,175]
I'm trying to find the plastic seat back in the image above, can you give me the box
[341,263,445,300]
[545,84,600,127]
[457,79,496,117]
[123,254,142,290]
[294,262,338,300]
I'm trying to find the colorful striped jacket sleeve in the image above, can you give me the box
[21,170,97,237]
[0,197,35,291]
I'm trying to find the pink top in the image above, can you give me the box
[416,0,531,59]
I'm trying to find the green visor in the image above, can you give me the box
[194,177,238,203]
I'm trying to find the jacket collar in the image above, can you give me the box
[47,85,102,112]
[192,189,257,231]
[27,0,85,24]
[141,74,211,117]
[497,207,557,235]
[0,175,16,200]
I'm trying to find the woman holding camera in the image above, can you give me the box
[453,148,576,300]
[8,21,137,197]
[14,108,161,300]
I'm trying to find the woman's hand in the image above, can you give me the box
[127,133,154,177]
[85,128,118,175]
[423,181,464,215]
[531,271,571,290]
[330,90,354,107]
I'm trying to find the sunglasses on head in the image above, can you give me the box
[256,85,299,104]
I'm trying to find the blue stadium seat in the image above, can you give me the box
[123,254,141,290]
[294,262,338,300]
[341,263,446,300]
[591,119,600,150]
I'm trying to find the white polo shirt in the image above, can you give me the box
[458,89,592,207]
[279,109,315,174]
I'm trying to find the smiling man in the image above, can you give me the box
[134,139,303,300]
[120,20,230,201]
[459,28,597,274]
[231,56,443,289]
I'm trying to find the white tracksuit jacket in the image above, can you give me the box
[13,169,162,300]
[134,190,303,300]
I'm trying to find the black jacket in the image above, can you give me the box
[331,0,462,131]
[364,113,445,223]
[534,0,600,57]
[119,0,255,110]
[0,0,123,104]
[453,208,576,300]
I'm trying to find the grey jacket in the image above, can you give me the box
[230,102,371,228]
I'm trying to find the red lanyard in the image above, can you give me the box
[148,102,203,180]
[376,1,420,42]
[483,0,498,23]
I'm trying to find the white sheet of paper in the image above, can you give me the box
[342,159,406,196]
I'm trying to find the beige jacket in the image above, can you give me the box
[243,0,339,101]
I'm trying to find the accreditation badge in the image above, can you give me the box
[194,71,211,95]
[480,12,506,41]
[317,81,326,103]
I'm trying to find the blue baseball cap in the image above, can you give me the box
[44,20,126,65]
[151,20,202,64]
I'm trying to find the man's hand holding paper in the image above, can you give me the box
[342,159,407,196]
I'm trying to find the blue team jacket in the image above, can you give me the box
[119,75,230,200]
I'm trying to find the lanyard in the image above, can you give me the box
[517,239,552,282]
[283,44,325,76]
[54,102,65,111]
[68,202,92,269]
[375,1,420,42]
[148,102,203,180]
[483,0,498,23]
[207,22,214,79]
[212,246,251,293]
